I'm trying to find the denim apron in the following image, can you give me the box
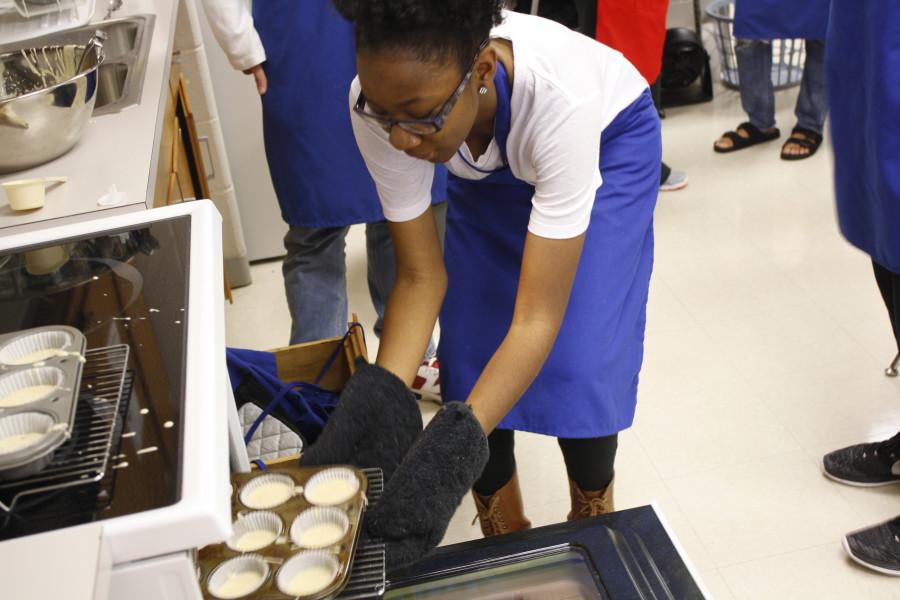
[252,1,446,227]
[733,0,829,40]
[438,62,659,438]
[827,1,900,273]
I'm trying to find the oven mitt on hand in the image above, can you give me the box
[365,401,489,570]
[300,359,423,483]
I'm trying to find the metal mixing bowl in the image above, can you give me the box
[0,43,103,173]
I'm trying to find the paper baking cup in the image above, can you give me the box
[207,555,270,600]
[238,473,299,509]
[226,511,284,552]
[0,412,57,456]
[276,550,339,597]
[290,506,350,549]
[0,367,65,409]
[0,330,74,366]
[303,467,360,506]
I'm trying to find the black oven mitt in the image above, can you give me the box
[300,359,422,483]
[365,401,489,569]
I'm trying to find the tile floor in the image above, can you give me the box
[225,83,900,598]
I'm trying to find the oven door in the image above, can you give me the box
[385,504,708,599]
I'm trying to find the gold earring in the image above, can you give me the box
[478,86,488,95]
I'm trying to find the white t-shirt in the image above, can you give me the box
[349,11,648,239]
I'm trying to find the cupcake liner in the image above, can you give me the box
[238,473,299,510]
[0,329,74,366]
[207,555,270,600]
[290,506,350,549]
[276,550,339,597]
[0,411,57,457]
[303,467,360,507]
[0,367,65,409]
[226,511,284,552]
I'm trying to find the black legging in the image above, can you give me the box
[873,260,900,351]
[473,428,618,496]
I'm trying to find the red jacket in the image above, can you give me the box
[594,0,669,84]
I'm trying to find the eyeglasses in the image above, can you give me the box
[353,39,490,136]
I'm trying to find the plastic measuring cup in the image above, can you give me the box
[2,177,67,211]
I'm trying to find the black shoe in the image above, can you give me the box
[822,431,900,487]
[843,516,900,576]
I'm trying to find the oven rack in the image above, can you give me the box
[0,344,130,513]
[338,467,386,600]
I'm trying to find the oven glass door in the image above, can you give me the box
[0,217,190,539]
[385,547,608,599]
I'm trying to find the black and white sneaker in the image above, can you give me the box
[843,516,900,576]
[822,431,900,487]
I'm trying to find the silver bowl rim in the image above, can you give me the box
[0,43,105,107]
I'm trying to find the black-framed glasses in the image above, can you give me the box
[353,39,490,136]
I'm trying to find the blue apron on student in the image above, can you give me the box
[252,1,446,228]
[733,0,829,40]
[438,63,660,438]
[826,1,900,274]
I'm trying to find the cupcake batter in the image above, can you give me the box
[0,431,45,454]
[297,522,345,548]
[305,478,356,505]
[234,529,278,552]
[283,565,335,596]
[10,349,65,365]
[214,569,264,599]
[0,384,56,408]
[244,480,293,508]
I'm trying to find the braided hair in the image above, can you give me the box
[332,1,505,73]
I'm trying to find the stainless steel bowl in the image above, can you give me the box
[0,43,103,173]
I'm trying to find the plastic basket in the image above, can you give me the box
[705,0,805,90]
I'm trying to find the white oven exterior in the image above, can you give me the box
[0,201,246,599]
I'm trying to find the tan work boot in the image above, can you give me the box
[472,470,532,537]
[567,476,615,521]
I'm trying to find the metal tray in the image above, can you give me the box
[0,325,86,478]
[199,464,369,600]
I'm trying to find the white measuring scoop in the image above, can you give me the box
[2,177,68,211]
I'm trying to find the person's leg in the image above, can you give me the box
[364,220,394,341]
[795,40,828,135]
[282,225,349,345]
[472,428,531,536]
[715,40,778,151]
[782,39,828,158]
[737,39,776,131]
[872,260,900,352]
[660,162,671,186]
[650,79,687,191]
[366,217,439,357]
[473,429,516,495]
[558,433,619,519]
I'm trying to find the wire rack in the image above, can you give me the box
[338,467,386,600]
[0,344,129,514]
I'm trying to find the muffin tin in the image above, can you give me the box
[199,465,368,600]
[0,326,86,479]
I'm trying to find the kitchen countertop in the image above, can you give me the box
[0,0,178,233]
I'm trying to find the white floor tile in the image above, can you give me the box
[719,544,900,600]
[633,382,800,478]
[666,451,862,567]
[699,569,736,600]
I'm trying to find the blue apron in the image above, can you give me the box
[827,1,900,274]
[733,0,829,40]
[251,1,446,228]
[438,63,660,438]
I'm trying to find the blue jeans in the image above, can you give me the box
[736,39,827,134]
[282,204,446,351]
